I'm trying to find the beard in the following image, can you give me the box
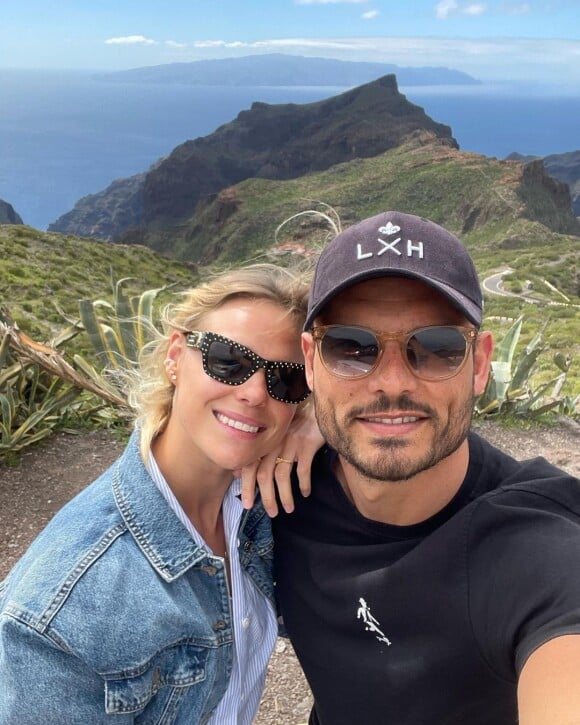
[313,390,474,482]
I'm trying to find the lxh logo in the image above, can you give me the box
[356,221,424,261]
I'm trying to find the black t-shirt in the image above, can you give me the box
[273,433,580,725]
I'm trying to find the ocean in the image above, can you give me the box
[0,69,578,231]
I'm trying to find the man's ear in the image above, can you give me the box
[473,330,494,397]
[301,332,315,390]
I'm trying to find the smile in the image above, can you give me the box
[215,412,261,433]
[362,416,420,425]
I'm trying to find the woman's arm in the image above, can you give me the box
[0,616,118,724]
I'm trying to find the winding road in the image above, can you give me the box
[482,268,579,308]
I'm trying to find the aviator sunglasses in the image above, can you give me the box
[311,324,478,382]
[184,331,310,404]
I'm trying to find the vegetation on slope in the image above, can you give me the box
[0,225,198,339]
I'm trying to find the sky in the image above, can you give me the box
[1,0,580,83]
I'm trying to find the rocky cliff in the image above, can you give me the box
[48,173,146,240]
[0,199,23,225]
[48,75,457,241]
[518,159,580,233]
[117,132,580,267]
[507,150,580,216]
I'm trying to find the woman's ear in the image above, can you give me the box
[166,330,185,362]
[165,331,185,384]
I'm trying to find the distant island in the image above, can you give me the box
[93,53,481,87]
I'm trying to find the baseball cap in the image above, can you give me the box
[305,211,483,329]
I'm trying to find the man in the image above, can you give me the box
[273,211,580,725]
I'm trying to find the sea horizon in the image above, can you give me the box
[1,69,578,231]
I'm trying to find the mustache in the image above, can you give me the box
[346,394,437,419]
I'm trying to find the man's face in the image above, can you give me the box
[302,278,492,483]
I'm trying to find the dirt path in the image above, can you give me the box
[1,420,579,724]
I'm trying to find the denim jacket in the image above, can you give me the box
[0,432,274,724]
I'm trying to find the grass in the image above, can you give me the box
[0,225,199,340]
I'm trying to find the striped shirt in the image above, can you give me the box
[147,453,277,724]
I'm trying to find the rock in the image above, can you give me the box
[0,199,23,225]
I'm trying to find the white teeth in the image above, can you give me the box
[371,416,419,425]
[216,413,260,433]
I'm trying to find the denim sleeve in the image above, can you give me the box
[0,614,131,724]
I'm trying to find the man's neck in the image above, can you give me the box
[334,440,470,526]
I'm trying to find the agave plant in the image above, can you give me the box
[475,315,577,418]
[78,272,170,371]
[0,321,114,458]
[0,272,170,458]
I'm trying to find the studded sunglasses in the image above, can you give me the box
[185,331,310,404]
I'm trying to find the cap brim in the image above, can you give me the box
[305,270,482,329]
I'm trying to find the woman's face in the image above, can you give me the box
[160,298,304,476]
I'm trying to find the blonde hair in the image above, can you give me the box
[129,263,311,458]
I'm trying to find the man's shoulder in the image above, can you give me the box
[468,430,578,499]
[466,432,579,546]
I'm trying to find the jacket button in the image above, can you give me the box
[213,620,227,631]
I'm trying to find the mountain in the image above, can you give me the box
[0,199,23,225]
[507,151,580,216]
[134,134,579,268]
[6,134,579,355]
[93,53,480,88]
[49,74,457,240]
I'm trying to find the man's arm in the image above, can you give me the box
[518,634,580,725]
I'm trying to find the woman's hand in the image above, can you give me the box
[240,405,324,516]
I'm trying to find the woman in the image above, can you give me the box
[0,264,312,724]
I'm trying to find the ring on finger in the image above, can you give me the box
[275,457,294,465]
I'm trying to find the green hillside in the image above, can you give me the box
[2,135,579,402]
[141,135,578,271]
[0,225,198,339]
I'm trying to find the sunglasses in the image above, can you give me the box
[184,331,310,404]
[311,324,478,382]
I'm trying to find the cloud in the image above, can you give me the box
[295,0,368,4]
[501,2,530,14]
[165,40,187,49]
[193,40,249,49]
[105,35,157,45]
[435,0,458,17]
[193,38,363,51]
[361,9,380,19]
[435,1,487,18]
[464,3,487,15]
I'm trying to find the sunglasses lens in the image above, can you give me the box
[408,328,468,379]
[318,326,470,380]
[320,326,380,377]
[268,367,310,404]
[207,340,254,383]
